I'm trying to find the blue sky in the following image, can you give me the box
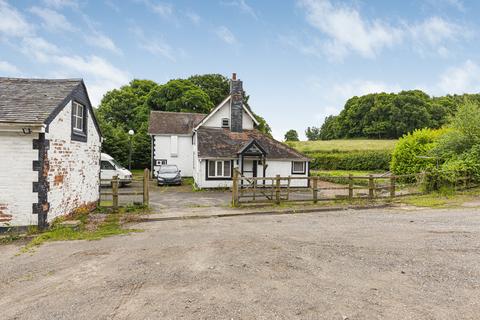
[1,0,479,139]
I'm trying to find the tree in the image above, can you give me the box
[284,129,299,141]
[188,74,230,106]
[319,90,478,140]
[96,74,272,169]
[146,79,214,114]
[305,126,321,141]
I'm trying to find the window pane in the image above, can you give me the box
[224,161,231,177]
[216,161,223,176]
[293,161,304,172]
[72,103,77,116]
[208,161,216,177]
[78,117,83,130]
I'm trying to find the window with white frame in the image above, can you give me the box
[208,160,231,178]
[221,118,229,128]
[292,161,306,174]
[72,101,85,132]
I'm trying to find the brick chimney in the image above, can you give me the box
[230,73,243,132]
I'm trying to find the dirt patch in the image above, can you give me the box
[1,207,480,319]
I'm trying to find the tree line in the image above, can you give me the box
[295,90,480,141]
[95,74,272,169]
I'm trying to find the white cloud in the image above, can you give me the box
[298,0,403,60]
[294,0,469,60]
[21,36,60,63]
[221,0,257,19]
[185,10,200,24]
[84,31,122,54]
[0,60,20,74]
[215,26,237,45]
[0,0,33,37]
[130,26,176,61]
[151,2,174,18]
[438,60,480,94]
[53,55,130,105]
[29,6,76,32]
[42,0,79,9]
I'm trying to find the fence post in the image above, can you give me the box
[348,174,353,200]
[112,175,119,211]
[390,175,396,198]
[143,168,150,206]
[232,169,239,207]
[312,176,318,204]
[275,174,281,205]
[368,174,374,200]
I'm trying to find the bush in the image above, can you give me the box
[390,128,447,175]
[309,150,391,171]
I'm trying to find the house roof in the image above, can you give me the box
[148,111,206,135]
[196,127,309,160]
[0,77,83,124]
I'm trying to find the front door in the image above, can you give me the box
[252,160,258,177]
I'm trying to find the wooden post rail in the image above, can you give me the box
[275,174,281,205]
[112,175,119,211]
[143,168,150,206]
[312,176,318,204]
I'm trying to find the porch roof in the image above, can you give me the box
[196,127,308,160]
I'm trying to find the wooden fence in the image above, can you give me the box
[100,168,150,211]
[231,169,426,207]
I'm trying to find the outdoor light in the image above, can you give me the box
[128,129,134,170]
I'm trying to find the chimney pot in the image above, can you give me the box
[232,73,237,80]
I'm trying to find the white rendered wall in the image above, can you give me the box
[46,101,101,222]
[265,160,309,187]
[153,135,194,176]
[203,99,230,128]
[195,159,233,189]
[0,132,38,226]
[201,99,255,130]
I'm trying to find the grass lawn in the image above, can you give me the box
[287,139,397,153]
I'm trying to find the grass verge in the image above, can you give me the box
[396,187,480,208]
[20,205,146,252]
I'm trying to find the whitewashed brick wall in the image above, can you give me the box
[46,101,101,222]
[0,132,38,227]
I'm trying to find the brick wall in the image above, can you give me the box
[46,100,101,222]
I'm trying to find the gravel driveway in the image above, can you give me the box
[1,207,480,319]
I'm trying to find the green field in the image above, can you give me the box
[287,139,397,153]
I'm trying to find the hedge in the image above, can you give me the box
[307,150,391,171]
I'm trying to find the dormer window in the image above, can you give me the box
[222,118,229,128]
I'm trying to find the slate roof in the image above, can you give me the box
[197,127,308,160]
[148,111,206,135]
[0,77,83,124]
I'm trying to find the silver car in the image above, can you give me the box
[156,165,182,186]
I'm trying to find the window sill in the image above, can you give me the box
[72,131,87,142]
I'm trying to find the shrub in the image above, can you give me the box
[309,150,391,171]
[390,128,447,175]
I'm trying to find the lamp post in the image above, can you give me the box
[128,129,134,170]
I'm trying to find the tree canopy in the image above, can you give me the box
[284,129,299,141]
[315,91,480,140]
[95,74,272,168]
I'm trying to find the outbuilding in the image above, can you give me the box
[0,78,102,229]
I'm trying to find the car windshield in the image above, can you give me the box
[111,159,125,169]
[159,166,178,173]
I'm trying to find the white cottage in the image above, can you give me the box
[0,78,101,228]
[148,74,309,189]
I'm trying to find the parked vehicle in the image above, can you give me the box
[156,165,182,186]
[100,153,133,187]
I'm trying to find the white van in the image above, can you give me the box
[100,153,133,187]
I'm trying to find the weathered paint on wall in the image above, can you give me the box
[46,100,101,222]
[0,132,38,226]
